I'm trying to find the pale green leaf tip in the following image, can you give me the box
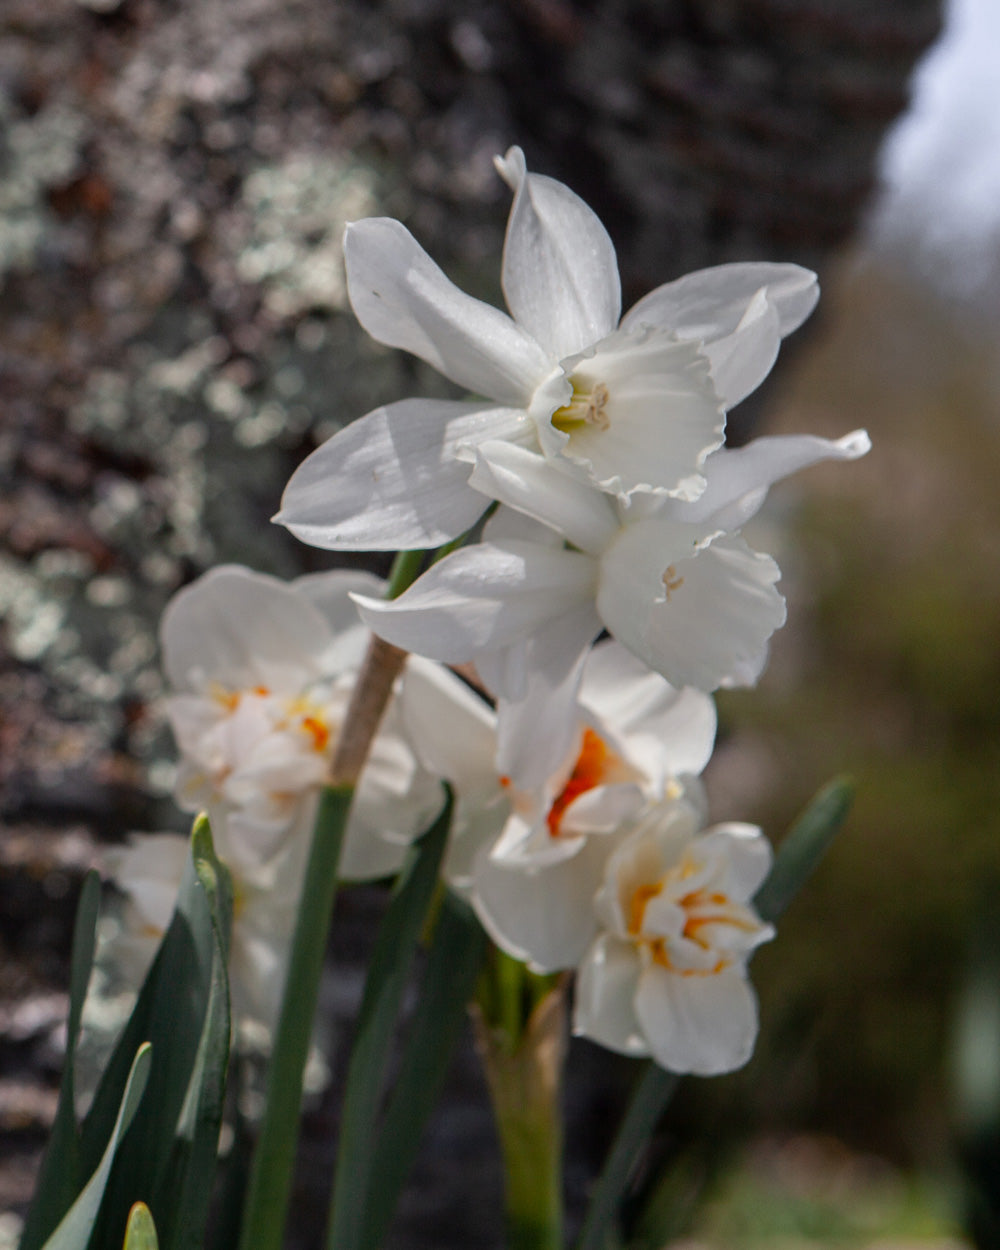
[123,1202,158,1250]
[190,811,214,856]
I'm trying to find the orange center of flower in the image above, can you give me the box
[300,714,330,753]
[210,683,271,711]
[546,728,613,836]
[626,874,750,977]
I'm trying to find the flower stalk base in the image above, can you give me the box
[475,970,568,1250]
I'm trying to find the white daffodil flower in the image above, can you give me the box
[276,146,820,551]
[401,643,715,973]
[105,821,309,1036]
[160,564,442,880]
[573,803,774,1076]
[353,429,870,751]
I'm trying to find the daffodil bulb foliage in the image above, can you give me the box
[160,564,442,880]
[276,146,828,552]
[106,818,309,1037]
[574,802,775,1076]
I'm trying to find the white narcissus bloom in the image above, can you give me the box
[105,820,309,1036]
[276,145,821,552]
[401,642,716,973]
[161,564,442,880]
[354,429,870,765]
[574,804,774,1076]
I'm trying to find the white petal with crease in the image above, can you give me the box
[353,540,597,662]
[276,399,528,550]
[573,935,649,1056]
[496,145,621,361]
[161,565,327,693]
[635,963,760,1076]
[598,525,786,692]
[622,261,819,340]
[668,429,872,530]
[470,440,618,554]
[344,217,550,405]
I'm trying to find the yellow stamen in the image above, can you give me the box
[627,881,663,935]
[551,380,610,433]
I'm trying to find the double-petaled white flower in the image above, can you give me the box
[574,803,774,1075]
[353,429,870,769]
[161,564,441,879]
[276,146,821,552]
[401,642,716,972]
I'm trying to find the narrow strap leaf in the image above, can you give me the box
[575,1065,680,1250]
[361,891,488,1250]
[754,775,855,924]
[576,775,856,1250]
[42,1044,152,1250]
[19,871,101,1250]
[156,813,233,1250]
[325,789,454,1250]
[239,784,353,1250]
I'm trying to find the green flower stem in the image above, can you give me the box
[385,547,426,597]
[575,1063,680,1250]
[238,784,352,1250]
[239,550,427,1250]
[476,957,567,1250]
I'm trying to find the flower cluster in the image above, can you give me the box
[106,565,441,1037]
[108,146,867,1075]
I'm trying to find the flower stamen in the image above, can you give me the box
[551,380,610,433]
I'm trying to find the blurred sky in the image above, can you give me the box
[871,0,1000,306]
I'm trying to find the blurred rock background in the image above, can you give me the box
[8,0,1000,1246]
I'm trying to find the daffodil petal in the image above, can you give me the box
[598,525,786,692]
[702,289,782,409]
[352,540,596,663]
[344,217,549,405]
[493,602,602,789]
[470,440,619,554]
[473,834,615,973]
[634,961,760,1075]
[276,399,529,551]
[160,565,329,693]
[496,145,621,360]
[400,656,499,797]
[573,935,649,1056]
[669,429,872,530]
[556,327,724,499]
[622,261,819,340]
[696,824,775,904]
[561,782,646,835]
[580,642,718,780]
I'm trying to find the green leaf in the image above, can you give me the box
[575,1065,680,1250]
[20,871,101,1250]
[238,785,353,1250]
[361,890,488,1250]
[41,1044,152,1250]
[151,813,233,1250]
[325,789,454,1250]
[122,1204,158,1250]
[754,775,855,925]
[81,815,233,1248]
[576,775,856,1250]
